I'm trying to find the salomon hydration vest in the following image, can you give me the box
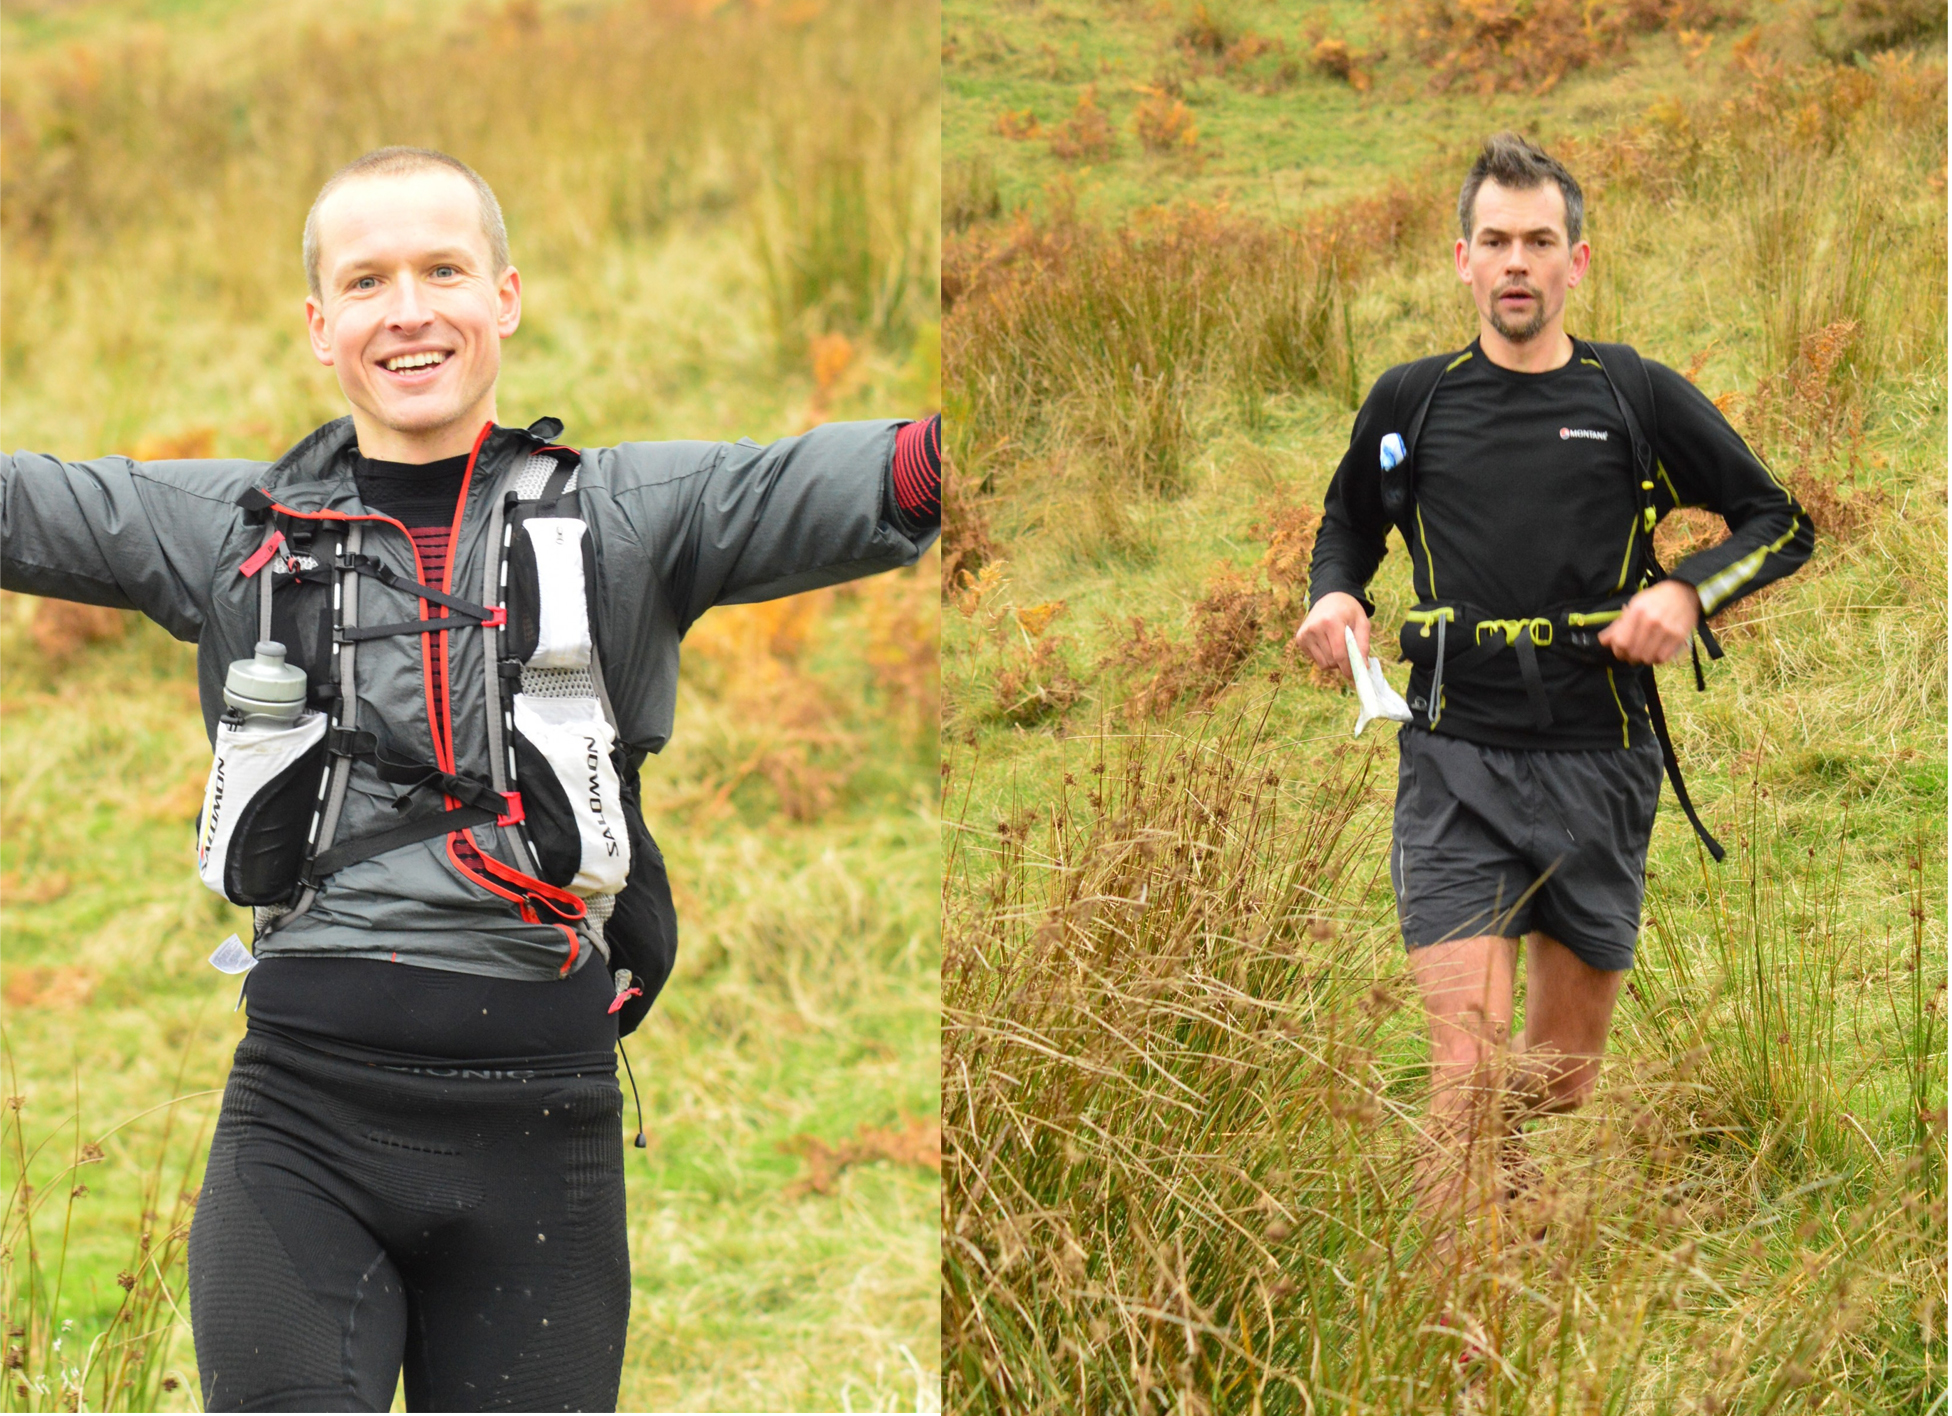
[194,420,675,1034]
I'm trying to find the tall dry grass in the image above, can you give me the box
[1383,0,1747,96]
[945,192,1435,504]
[1,0,938,376]
[2,1035,208,1413]
[944,707,1944,1412]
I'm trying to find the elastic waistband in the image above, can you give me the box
[244,952,618,1063]
[242,1021,616,1082]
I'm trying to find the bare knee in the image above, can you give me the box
[1538,1063,1600,1113]
[1508,1054,1599,1118]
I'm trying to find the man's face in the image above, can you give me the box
[1454,180,1590,344]
[305,170,520,459]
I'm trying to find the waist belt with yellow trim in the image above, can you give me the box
[1396,597,1727,861]
[1398,598,1637,732]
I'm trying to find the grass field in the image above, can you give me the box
[0,1,941,1411]
[942,2,1946,1410]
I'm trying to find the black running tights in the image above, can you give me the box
[187,1032,629,1412]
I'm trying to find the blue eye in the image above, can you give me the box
[433,265,458,279]
[355,276,378,291]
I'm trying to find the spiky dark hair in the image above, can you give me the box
[1457,132,1585,246]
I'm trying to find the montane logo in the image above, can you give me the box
[582,736,622,857]
[1560,427,1608,441]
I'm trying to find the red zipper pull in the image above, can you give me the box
[239,530,286,578]
[608,967,642,1015]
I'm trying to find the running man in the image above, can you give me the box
[1294,134,1811,1236]
[1,147,939,1412]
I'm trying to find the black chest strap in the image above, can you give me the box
[332,555,505,641]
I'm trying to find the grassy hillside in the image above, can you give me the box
[945,0,1942,223]
[0,2,941,1411]
[942,4,1946,1412]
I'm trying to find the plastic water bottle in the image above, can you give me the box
[222,641,308,726]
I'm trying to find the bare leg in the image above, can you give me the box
[1405,934,1519,1235]
[1512,932,1628,1118]
[1496,933,1629,1217]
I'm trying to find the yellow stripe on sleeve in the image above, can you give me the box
[1695,514,1804,615]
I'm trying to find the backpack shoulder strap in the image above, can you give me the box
[1579,340,1661,573]
[1392,349,1470,451]
[1587,341,1724,668]
[1379,348,1471,526]
[1582,341,1658,472]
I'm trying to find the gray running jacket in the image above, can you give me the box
[1,416,933,999]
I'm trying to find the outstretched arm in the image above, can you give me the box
[1,452,260,641]
[596,414,940,633]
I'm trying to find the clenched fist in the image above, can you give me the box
[1292,592,1370,682]
[1598,579,1702,665]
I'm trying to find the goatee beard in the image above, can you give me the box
[1488,290,1549,343]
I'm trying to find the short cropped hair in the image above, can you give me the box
[1457,133,1585,247]
[303,147,509,299]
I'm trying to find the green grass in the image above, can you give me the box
[0,0,941,1410]
[942,10,1945,1412]
[946,0,1760,227]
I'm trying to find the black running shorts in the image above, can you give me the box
[188,1031,629,1412]
[1389,725,1663,972]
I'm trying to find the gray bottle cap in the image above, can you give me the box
[224,641,308,722]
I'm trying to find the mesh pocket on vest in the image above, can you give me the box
[196,712,329,905]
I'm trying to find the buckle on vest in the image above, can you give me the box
[1475,617,1554,648]
[325,726,378,759]
[497,792,525,827]
[481,606,506,629]
[1404,606,1455,638]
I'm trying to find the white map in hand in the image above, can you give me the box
[1345,626,1414,737]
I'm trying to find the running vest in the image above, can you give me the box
[1377,341,1727,862]
[193,418,674,1035]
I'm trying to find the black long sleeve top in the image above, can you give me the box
[1307,340,1814,750]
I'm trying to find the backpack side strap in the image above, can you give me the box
[1584,340,1725,668]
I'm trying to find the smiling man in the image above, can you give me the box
[302,152,522,462]
[1292,134,1810,1259]
[1,147,939,1413]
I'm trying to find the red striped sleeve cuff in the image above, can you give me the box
[891,415,940,528]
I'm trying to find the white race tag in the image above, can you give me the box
[208,934,258,975]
